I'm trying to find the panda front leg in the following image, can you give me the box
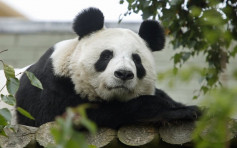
[86,89,201,129]
[123,92,201,125]
[150,88,202,122]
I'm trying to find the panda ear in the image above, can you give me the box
[73,7,104,39]
[138,20,165,52]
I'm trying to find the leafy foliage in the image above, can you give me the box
[49,106,97,148]
[193,86,237,148]
[120,1,237,148]
[72,104,97,134]
[0,108,12,123]
[1,54,96,147]
[120,0,237,96]
[16,107,35,120]
[0,60,42,136]
[157,65,206,97]
[1,94,15,106]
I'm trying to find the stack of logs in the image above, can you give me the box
[0,120,237,148]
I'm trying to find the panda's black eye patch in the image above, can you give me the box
[132,53,142,64]
[94,50,113,72]
[101,50,113,60]
[132,53,146,79]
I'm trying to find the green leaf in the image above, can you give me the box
[0,115,7,126]
[173,53,182,65]
[50,126,62,143]
[89,145,97,148]
[6,78,19,95]
[75,104,97,134]
[1,94,16,106]
[0,125,7,137]
[173,67,178,75]
[230,45,237,58]
[80,117,97,134]
[203,29,219,44]
[141,1,150,8]
[25,71,43,90]
[51,109,91,148]
[142,8,153,19]
[0,108,12,122]
[201,86,209,94]
[17,107,35,120]
[191,6,202,17]
[181,52,191,63]
[77,104,90,117]
[193,95,198,100]
[68,132,88,148]
[3,63,15,80]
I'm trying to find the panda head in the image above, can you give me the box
[54,8,165,101]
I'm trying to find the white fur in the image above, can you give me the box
[51,28,156,101]
[51,38,79,77]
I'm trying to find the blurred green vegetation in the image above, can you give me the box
[0,61,38,136]
[120,0,237,147]
[193,86,237,148]
[48,106,97,148]
[120,0,237,96]
[0,61,96,148]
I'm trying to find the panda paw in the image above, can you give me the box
[167,105,202,122]
[137,105,202,125]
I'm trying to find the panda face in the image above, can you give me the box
[69,28,156,101]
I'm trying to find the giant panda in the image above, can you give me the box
[16,8,201,128]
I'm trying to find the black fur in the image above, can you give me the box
[139,20,165,51]
[16,48,201,128]
[16,47,88,126]
[94,50,113,72]
[87,89,200,128]
[132,53,146,79]
[16,8,200,128]
[73,7,104,39]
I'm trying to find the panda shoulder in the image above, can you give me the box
[50,38,79,76]
[51,38,78,59]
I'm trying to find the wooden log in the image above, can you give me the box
[159,122,195,145]
[1,120,236,147]
[35,122,55,147]
[86,128,116,148]
[0,125,37,148]
[118,125,157,146]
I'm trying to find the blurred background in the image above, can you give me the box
[0,0,236,106]
[0,0,142,67]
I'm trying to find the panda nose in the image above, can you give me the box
[114,70,134,81]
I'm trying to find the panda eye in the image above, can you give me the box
[132,54,142,64]
[101,50,113,60]
[95,50,113,72]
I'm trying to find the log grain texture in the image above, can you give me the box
[0,120,237,148]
